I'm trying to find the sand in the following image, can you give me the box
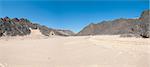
[0,35,150,67]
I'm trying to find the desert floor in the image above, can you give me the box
[0,35,150,67]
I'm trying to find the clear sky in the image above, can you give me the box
[0,0,149,32]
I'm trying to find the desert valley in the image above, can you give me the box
[0,4,149,67]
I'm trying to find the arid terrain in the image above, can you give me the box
[0,35,149,67]
[0,1,149,67]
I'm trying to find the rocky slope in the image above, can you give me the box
[77,10,150,38]
[0,17,74,37]
[56,29,75,36]
[139,10,150,38]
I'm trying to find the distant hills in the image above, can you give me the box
[77,10,150,38]
[0,10,149,38]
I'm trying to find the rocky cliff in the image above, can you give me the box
[77,10,150,38]
[139,10,150,38]
[0,17,74,37]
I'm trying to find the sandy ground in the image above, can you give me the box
[0,35,150,67]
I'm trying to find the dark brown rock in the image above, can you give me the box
[77,19,139,36]
[139,10,150,38]
[77,10,150,38]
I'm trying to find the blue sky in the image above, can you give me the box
[0,0,149,32]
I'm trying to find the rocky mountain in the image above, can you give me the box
[0,17,74,37]
[0,10,148,38]
[77,10,150,38]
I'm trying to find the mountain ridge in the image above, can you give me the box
[77,10,150,38]
[0,10,149,38]
[0,17,75,37]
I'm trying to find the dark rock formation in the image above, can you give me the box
[77,19,139,35]
[0,17,74,37]
[77,10,150,38]
[139,10,150,38]
[0,17,31,36]
[37,25,52,36]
